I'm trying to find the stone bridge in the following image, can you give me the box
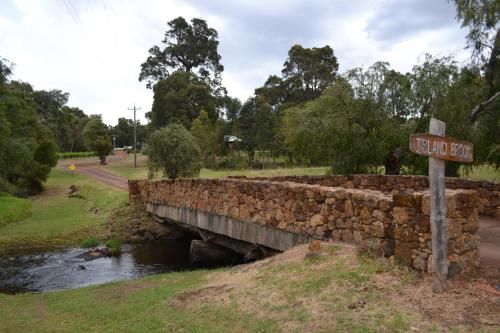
[128,174,500,274]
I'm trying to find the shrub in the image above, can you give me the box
[57,152,96,159]
[148,123,202,180]
[82,236,99,248]
[105,238,121,255]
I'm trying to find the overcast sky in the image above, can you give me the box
[0,0,468,125]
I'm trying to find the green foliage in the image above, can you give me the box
[452,0,499,61]
[139,16,223,90]
[282,80,406,173]
[82,115,113,164]
[149,71,217,129]
[109,117,147,148]
[0,194,32,227]
[105,238,122,255]
[190,111,220,166]
[82,236,99,248]
[239,97,279,161]
[0,76,58,194]
[256,44,339,109]
[57,151,96,159]
[148,123,202,180]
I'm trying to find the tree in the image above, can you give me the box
[190,111,219,166]
[238,96,278,162]
[452,0,500,119]
[0,75,57,193]
[282,79,404,173]
[61,106,89,152]
[281,44,339,104]
[82,115,112,165]
[149,70,217,129]
[148,123,202,180]
[139,16,223,90]
[222,96,242,133]
[256,45,339,109]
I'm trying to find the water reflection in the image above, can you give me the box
[0,240,196,294]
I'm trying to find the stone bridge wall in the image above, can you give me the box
[129,178,479,273]
[229,175,499,218]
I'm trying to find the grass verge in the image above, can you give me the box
[0,169,128,254]
[0,194,32,228]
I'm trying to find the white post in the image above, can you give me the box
[429,118,448,293]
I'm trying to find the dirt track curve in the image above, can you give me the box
[59,156,128,191]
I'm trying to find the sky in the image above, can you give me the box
[0,0,469,125]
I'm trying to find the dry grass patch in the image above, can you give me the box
[172,243,500,332]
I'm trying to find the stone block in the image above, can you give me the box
[341,229,353,242]
[310,214,325,226]
[371,221,385,238]
[359,206,371,220]
[392,207,416,225]
[345,200,353,217]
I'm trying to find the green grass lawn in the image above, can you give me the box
[0,194,32,228]
[0,169,128,254]
[461,165,500,182]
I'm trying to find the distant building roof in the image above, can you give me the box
[224,135,242,143]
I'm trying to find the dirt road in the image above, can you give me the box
[59,156,129,191]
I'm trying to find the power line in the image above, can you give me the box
[60,0,87,35]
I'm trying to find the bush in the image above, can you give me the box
[148,123,202,180]
[105,238,121,255]
[212,154,249,170]
[82,236,99,248]
[57,152,96,159]
[82,116,113,165]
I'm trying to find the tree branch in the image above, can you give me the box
[469,90,500,122]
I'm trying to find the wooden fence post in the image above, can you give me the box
[429,118,448,293]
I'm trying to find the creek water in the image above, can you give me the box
[0,240,223,294]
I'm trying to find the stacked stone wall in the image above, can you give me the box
[230,175,499,218]
[130,178,479,273]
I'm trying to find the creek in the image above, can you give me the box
[0,240,237,294]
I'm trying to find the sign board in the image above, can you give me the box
[68,164,76,171]
[409,133,473,163]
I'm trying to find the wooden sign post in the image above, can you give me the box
[409,118,473,293]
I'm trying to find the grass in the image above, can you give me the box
[103,153,500,182]
[0,244,494,332]
[105,238,121,255]
[0,168,128,254]
[103,153,329,180]
[0,194,32,228]
[81,236,99,248]
[461,165,500,182]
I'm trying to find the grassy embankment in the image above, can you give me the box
[0,168,127,254]
[0,194,32,228]
[1,244,498,332]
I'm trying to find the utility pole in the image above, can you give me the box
[127,104,141,168]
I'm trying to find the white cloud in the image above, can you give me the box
[0,0,469,125]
